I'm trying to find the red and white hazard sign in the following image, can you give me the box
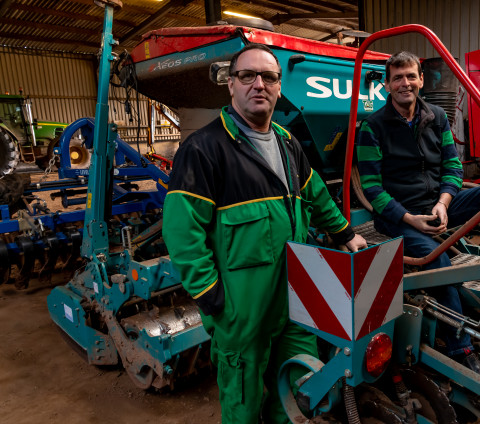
[287,238,403,341]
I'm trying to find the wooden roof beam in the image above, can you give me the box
[0,0,14,17]
[299,0,357,12]
[119,0,193,45]
[252,0,317,13]
[240,0,290,15]
[0,31,99,49]
[66,0,162,17]
[11,3,136,28]
[0,18,102,37]
[256,0,349,14]
[271,11,357,25]
[165,13,205,26]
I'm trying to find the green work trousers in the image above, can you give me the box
[210,320,318,424]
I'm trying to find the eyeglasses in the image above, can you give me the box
[231,70,281,85]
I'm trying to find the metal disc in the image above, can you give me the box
[126,365,154,390]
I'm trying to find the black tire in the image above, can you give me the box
[44,136,61,170]
[0,127,19,176]
[36,137,55,170]
[0,173,31,212]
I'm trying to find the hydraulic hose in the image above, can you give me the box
[424,306,480,340]
[343,377,361,424]
[405,294,480,340]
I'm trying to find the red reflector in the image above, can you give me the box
[365,333,392,377]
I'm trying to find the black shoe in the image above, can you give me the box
[463,353,480,374]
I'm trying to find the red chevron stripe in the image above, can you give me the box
[352,244,378,297]
[287,244,351,340]
[356,241,403,339]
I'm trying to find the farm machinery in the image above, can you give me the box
[0,111,172,289]
[0,0,473,421]
[0,92,69,233]
[0,92,67,180]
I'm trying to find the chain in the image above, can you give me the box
[38,154,58,184]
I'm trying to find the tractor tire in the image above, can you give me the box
[0,127,19,176]
[0,173,31,213]
[42,136,61,170]
[36,137,56,170]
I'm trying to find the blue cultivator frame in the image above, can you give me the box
[0,115,171,288]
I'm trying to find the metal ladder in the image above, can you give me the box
[19,144,36,163]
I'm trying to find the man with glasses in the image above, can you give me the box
[163,44,366,423]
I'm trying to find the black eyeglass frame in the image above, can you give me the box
[230,70,282,85]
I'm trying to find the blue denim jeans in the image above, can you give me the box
[374,186,480,356]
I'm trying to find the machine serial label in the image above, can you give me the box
[87,193,92,209]
[64,304,73,323]
[362,100,374,111]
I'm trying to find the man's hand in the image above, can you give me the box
[346,234,368,252]
[432,202,448,227]
[402,212,446,235]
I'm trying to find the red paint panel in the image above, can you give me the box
[352,244,379,298]
[129,25,390,64]
[130,32,232,63]
[466,50,480,159]
[244,30,389,61]
[287,245,350,340]
[356,241,403,339]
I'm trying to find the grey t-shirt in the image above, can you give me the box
[230,114,289,192]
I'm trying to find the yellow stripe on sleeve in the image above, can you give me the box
[329,222,349,234]
[193,280,218,299]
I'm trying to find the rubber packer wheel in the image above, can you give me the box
[0,128,19,176]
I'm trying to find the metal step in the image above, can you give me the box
[20,144,36,163]
[353,222,480,283]
[352,220,390,245]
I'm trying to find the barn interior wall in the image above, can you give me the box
[361,0,480,70]
[0,46,179,143]
[0,46,97,123]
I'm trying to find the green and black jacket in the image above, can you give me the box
[357,95,463,223]
[163,107,353,328]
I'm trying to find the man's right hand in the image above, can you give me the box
[402,212,447,235]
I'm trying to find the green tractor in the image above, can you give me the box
[0,93,67,210]
[0,93,67,177]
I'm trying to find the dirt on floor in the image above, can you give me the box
[0,275,221,424]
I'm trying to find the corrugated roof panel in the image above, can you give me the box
[1,0,359,54]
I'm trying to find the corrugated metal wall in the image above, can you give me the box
[0,46,97,123]
[0,46,180,143]
[108,83,180,143]
[362,0,480,69]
